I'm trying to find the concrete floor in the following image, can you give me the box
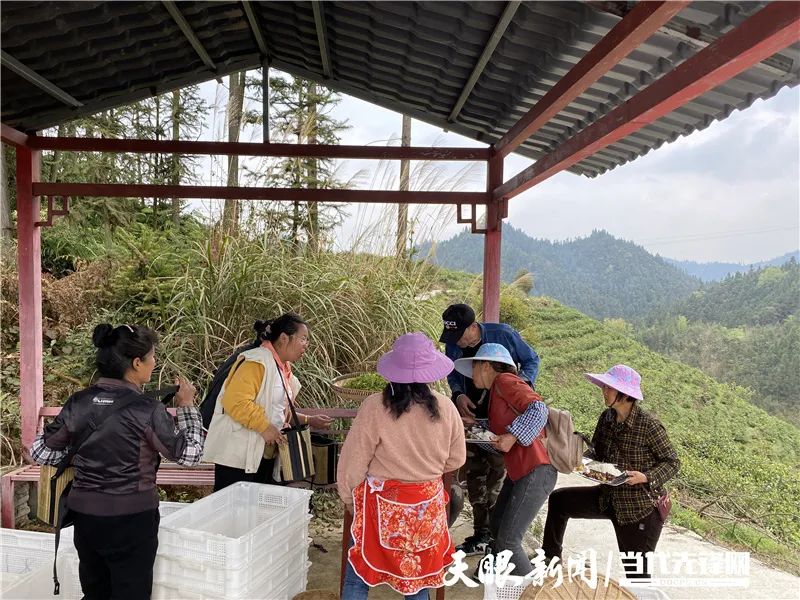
[305,473,799,600]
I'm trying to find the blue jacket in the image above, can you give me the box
[445,322,540,399]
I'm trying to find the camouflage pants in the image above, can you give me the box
[464,444,506,538]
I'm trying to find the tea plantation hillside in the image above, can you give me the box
[486,291,800,571]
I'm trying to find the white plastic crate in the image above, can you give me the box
[482,576,670,600]
[1,502,187,598]
[152,560,310,600]
[157,482,312,569]
[159,501,189,517]
[1,529,58,576]
[483,574,529,600]
[272,561,309,600]
[2,551,81,600]
[154,531,311,598]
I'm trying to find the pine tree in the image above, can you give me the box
[242,72,349,248]
[38,86,207,229]
[223,71,246,235]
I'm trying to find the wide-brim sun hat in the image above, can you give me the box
[453,343,515,378]
[377,332,454,384]
[584,364,644,401]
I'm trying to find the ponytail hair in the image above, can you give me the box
[253,312,308,343]
[92,323,158,379]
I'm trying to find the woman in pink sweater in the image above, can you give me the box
[337,333,466,599]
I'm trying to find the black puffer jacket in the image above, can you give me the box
[39,378,200,516]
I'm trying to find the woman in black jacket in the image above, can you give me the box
[30,324,205,600]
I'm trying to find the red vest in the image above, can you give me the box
[488,373,550,481]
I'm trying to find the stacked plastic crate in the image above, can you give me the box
[0,528,80,596]
[1,502,188,599]
[152,482,313,600]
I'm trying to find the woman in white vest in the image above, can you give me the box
[204,313,331,490]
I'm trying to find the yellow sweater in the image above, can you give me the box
[221,360,269,433]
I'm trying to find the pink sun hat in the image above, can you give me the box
[584,364,644,401]
[377,332,454,384]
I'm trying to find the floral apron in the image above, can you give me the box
[348,476,454,595]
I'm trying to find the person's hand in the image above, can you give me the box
[305,414,333,429]
[456,394,476,424]
[261,424,287,446]
[624,470,648,485]
[174,377,197,407]
[491,433,517,453]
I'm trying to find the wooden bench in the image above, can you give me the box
[1,462,215,528]
[1,406,356,529]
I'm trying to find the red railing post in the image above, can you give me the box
[483,152,503,323]
[16,145,43,452]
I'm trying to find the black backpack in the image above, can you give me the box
[200,339,261,428]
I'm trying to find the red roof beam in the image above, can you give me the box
[1,123,29,147]
[493,0,690,158]
[495,0,800,201]
[33,183,489,205]
[26,137,489,162]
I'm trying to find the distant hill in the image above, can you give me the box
[421,226,701,320]
[637,260,800,425]
[665,250,800,282]
[657,259,800,327]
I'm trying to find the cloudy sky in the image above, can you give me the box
[199,77,799,265]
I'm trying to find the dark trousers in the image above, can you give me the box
[72,509,160,600]
[542,486,664,580]
[213,457,276,492]
[464,445,506,538]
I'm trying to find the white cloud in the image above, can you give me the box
[194,74,799,264]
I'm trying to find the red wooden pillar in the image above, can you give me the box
[16,146,43,451]
[482,152,503,323]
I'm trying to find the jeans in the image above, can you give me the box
[542,485,664,580]
[342,537,430,600]
[489,464,557,576]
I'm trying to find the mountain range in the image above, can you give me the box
[665,250,799,282]
[421,227,700,320]
[422,226,798,322]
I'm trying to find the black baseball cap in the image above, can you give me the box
[439,303,476,344]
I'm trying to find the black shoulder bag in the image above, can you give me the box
[49,390,141,594]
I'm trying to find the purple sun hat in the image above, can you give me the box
[584,364,643,401]
[377,332,454,384]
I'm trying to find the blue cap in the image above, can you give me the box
[453,343,515,378]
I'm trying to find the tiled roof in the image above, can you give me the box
[2,1,798,177]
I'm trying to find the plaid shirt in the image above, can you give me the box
[30,406,205,467]
[507,401,548,446]
[589,404,679,525]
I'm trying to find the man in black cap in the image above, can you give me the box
[440,303,540,555]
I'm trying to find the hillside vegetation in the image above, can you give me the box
[638,261,800,424]
[650,260,799,327]
[505,292,800,572]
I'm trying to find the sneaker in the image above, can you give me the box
[456,534,491,557]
